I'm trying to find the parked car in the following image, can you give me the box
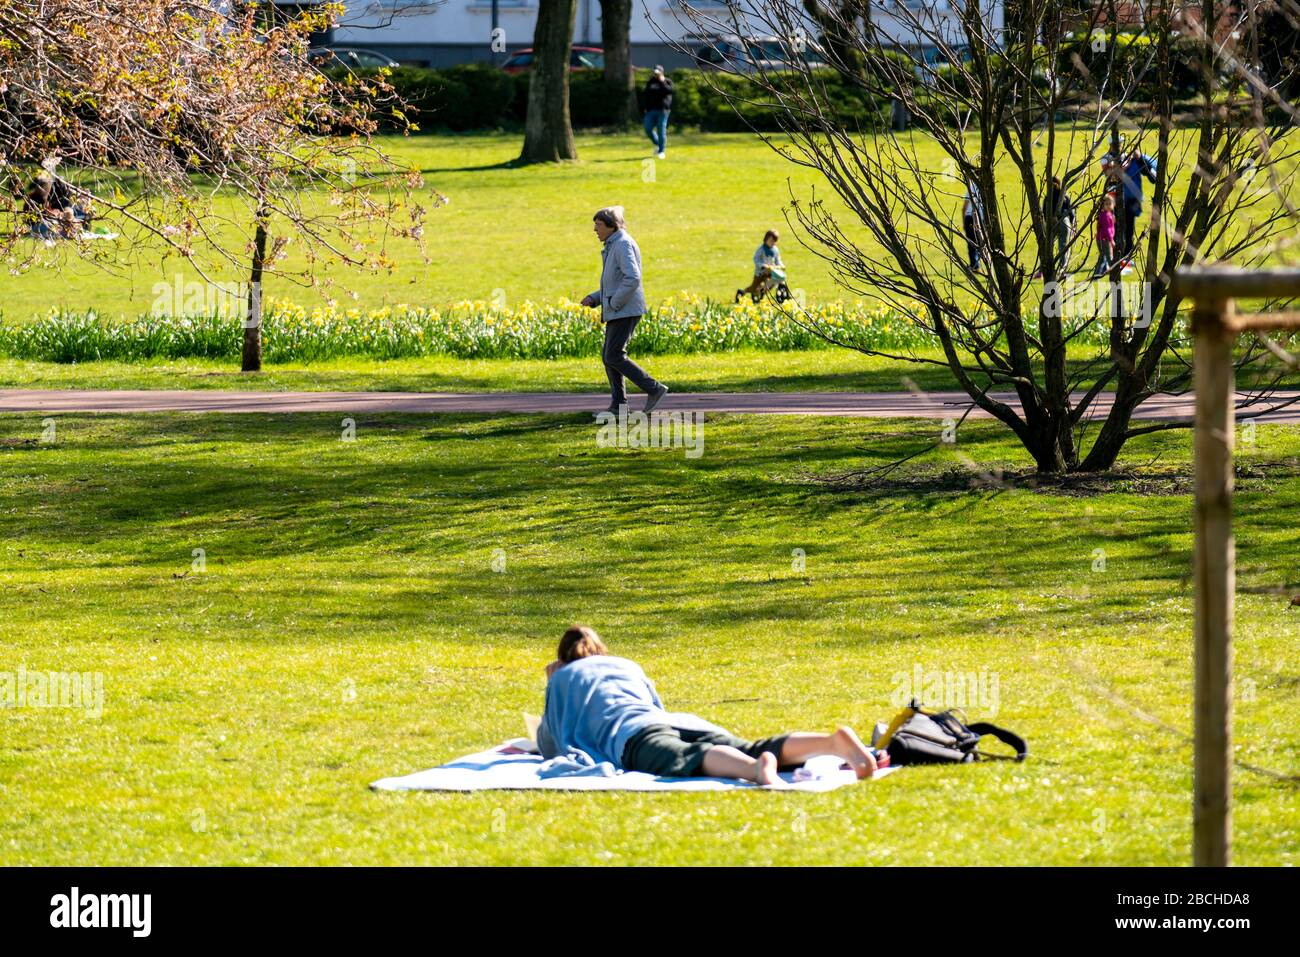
[307,47,400,71]
[691,34,827,72]
[500,46,605,74]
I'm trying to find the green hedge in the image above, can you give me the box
[1060,32,1206,101]
[357,39,1203,136]
[344,64,888,133]
[921,35,1205,105]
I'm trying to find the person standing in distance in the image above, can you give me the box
[1101,142,1157,270]
[580,207,669,416]
[642,66,673,160]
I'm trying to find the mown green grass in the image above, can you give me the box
[5,131,858,320]
[0,350,959,393]
[1,411,1296,865]
[0,345,1287,397]
[6,128,1293,322]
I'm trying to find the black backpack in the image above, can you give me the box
[878,699,1028,766]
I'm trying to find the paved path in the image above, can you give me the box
[1,388,1299,421]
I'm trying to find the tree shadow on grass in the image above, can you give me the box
[417,159,524,174]
[3,411,1296,643]
[419,417,585,442]
[420,156,643,175]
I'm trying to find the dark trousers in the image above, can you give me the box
[1121,198,1142,259]
[621,725,793,777]
[963,214,982,269]
[602,315,659,406]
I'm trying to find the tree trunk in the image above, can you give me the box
[803,0,861,76]
[1077,6,1178,473]
[241,213,268,373]
[600,0,635,126]
[520,0,578,164]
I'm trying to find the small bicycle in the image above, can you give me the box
[735,264,793,305]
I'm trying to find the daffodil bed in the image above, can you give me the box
[0,294,1162,365]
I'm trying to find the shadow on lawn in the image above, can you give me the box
[420,156,643,175]
[2,411,1294,642]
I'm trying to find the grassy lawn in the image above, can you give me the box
[1,411,1297,865]
[5,128,1292,322]
[0,350,961,393]
[3,131,860,321]
[0,347,1283,397]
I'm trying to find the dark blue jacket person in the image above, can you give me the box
[642,66,673,159]
[1103,147,1158,262]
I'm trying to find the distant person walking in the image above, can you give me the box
[642,66,673,160]
[580,206,669,415]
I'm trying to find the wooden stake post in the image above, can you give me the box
[1173,267,1300,867]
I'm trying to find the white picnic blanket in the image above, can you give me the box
[370,743,899,792]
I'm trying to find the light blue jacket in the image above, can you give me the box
[753,242,783,273]
[536,655,724,768]
[587,229,647,322]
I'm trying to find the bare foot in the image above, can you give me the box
[833,726,878,780]
[754,751,781,786]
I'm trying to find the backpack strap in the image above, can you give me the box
[966,722,1028,761]
[873,701,920,752]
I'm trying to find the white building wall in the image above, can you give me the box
[331,0,778,54]
[331,1,1002,68]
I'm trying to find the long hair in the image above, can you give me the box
[557,625,609,663]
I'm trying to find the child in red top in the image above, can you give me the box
[1093,193,1117,278]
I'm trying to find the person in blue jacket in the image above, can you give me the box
[1102,145,1158,264]
[537,625,880,785]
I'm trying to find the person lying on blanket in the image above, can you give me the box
[537,625,879,785]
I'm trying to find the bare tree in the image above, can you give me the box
[664,0,1300,474]
[0,0,434,372]
[521,0,579,162]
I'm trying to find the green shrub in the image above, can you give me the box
[346,63,888,132]
[1060,32,1205,101]
[336,38,1208,134]
[645,68,885,133]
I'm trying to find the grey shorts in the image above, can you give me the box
[620,724,791,777]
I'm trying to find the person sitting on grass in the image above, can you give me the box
[536,625,879,785]
[23,174,63,239]
[24,170,89,240]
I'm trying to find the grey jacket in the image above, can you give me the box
[587,229,647,322]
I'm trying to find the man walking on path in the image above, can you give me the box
[580,206,669,415]
[642,67,673,160]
